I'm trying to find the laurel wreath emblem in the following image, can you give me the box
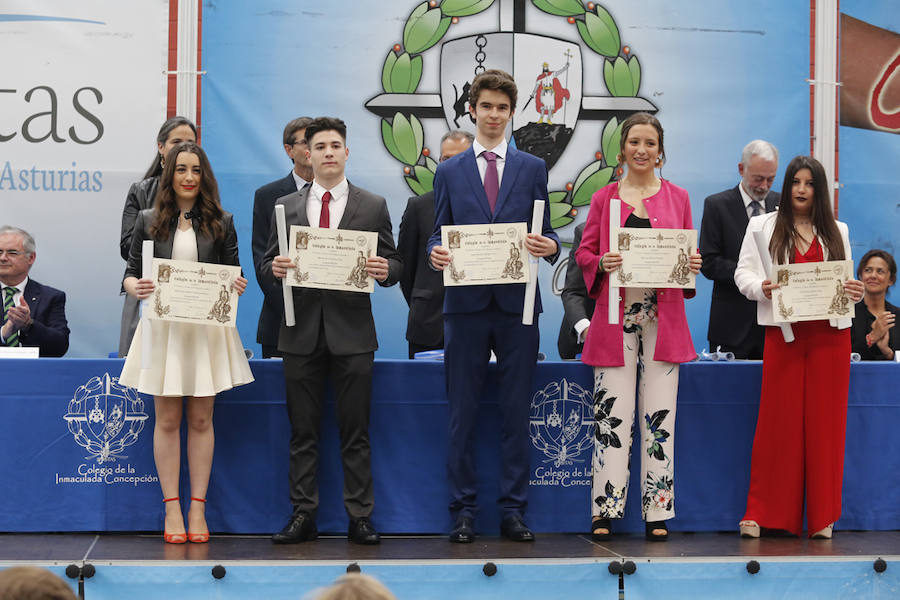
[378,0,644,236]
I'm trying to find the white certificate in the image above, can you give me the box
[149,258,241,327]
[288,226,378,293]
[771,260,854,322]
[612,227,697,289]
[441,222,530,287]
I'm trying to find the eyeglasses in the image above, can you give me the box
[0,250,25,258]
[292,139,307,147]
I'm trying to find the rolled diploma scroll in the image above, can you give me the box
[608,199,621,324]
[752,230,794,343]
[140,240,153,369]
[522,200,545,326]
[275,204,296,327]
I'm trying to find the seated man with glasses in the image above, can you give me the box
[0,225,69,356]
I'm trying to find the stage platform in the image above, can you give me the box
[3,532,898,599]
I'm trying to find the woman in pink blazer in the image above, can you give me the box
[576,113,701,541]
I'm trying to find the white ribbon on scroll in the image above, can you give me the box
[522,200,545,326]
[752,230,794,343]
[608,198,621,324]
[275,204,296,327]
[140,240,153,369]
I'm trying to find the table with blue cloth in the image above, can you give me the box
[1,359,897,534]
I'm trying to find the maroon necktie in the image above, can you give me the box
[319,191,331,228]
[482,151,499,213]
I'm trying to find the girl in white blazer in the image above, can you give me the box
[733,156,863,540]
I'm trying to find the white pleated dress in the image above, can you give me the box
[119,227,254,397]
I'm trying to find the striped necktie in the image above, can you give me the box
[750,200,763,217]
[3,287,19,347]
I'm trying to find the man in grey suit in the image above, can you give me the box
[252,117,314,358]
[262,117,401,545]
[699,140,779,359]
[397,130,472,358]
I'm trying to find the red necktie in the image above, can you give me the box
[483,151,498,213]
[319,191,331,228]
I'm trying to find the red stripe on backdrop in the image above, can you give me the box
[167,0,177,118]
[197,1,203,139]
[834,0,840,214]
[810,0,816,158]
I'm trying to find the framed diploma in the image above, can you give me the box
[612,227,697,289]
[441,222,530,287]
[287,226,378,293]
[148,258,241,327]
[771,259,854,322]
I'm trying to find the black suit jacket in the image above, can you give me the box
[699,185,778,346]
[6,279,69,357]
[120,176,159,260]
[252,173,300,346]
[261,182,402,356]
[125,209,241,278]
[397,190,444,347]
[556,223,594,359]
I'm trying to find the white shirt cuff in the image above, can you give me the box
[574,318,591,343]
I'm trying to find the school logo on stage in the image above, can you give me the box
[529,378,593,487]
[63,373,148,464]
[366,0,656,255]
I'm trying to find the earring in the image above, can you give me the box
[160,156,166,168]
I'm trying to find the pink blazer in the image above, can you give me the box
[575,180,697,366]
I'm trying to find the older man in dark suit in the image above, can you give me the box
[699,140,779,359]
[263,117,401,546]
[556,222,594,359]
[252,117,314,358]
[398,130,472,358]
[0,226,69,357]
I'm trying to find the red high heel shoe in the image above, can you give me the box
[163,497,186,544]
[187,497,209,543]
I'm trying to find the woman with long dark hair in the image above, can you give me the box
[576,113,701,541]
[118,117,197,356]
[119,141,253,544]
[735,155,864,539]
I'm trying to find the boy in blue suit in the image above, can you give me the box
[427,69,560,543]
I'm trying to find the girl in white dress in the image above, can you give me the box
[120,142,253,544]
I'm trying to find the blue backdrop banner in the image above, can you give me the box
[201,0,810,360]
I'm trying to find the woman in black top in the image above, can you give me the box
[118,117,197,356]
[851,249,897,360]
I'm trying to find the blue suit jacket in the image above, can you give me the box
[9,279,70,357]
[426,145,559,317]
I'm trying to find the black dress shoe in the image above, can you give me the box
[348,517,381,545]
[449,516,475,543]
[500,515,535,542]
[272,513,318,544]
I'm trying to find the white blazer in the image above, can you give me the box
[734,212,853,329]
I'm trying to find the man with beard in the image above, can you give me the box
[699,140,779,359]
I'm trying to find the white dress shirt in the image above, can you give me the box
[739,183,764,219]
[292,170,310,191]
[307,178,349,228]
[472,138,508,187]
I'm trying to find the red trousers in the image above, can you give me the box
[742,321,850,536]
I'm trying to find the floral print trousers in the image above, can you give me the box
[591,288,679,522]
